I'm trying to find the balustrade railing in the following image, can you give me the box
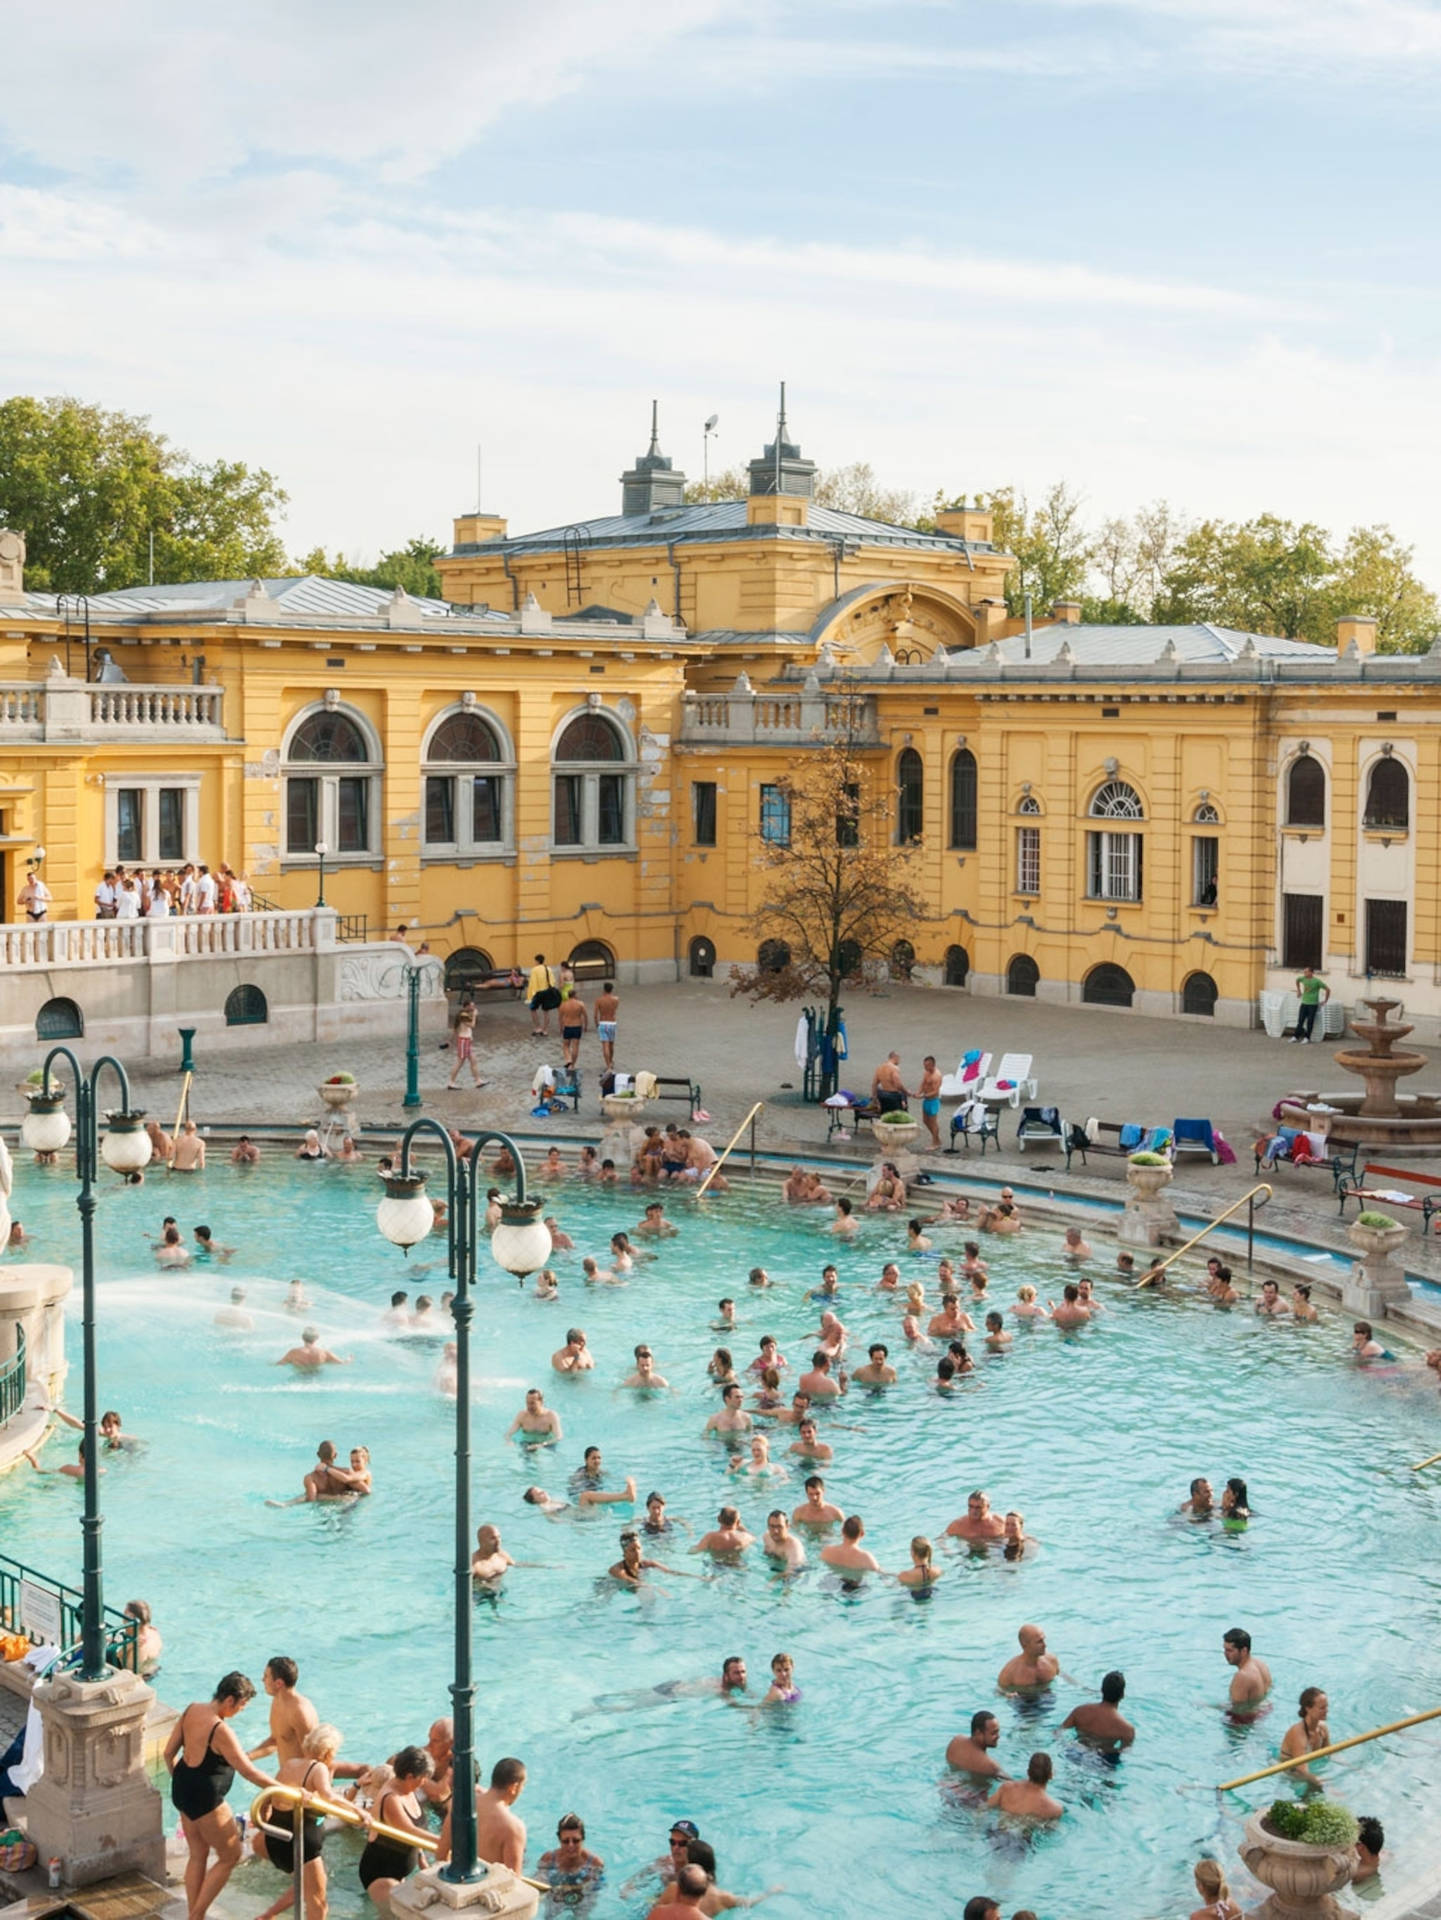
[0,909,323,969]
[0,682,225,737]
[679,688,880,745]
[87,685,224,729]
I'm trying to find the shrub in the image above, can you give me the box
[325,1073,356,1085]
[877,1110,915,1125]
[1129,1150,1169,1166]
[1356,1210,1399,1231]
[1265,1799,1358,1846]
[1266,1799,1305,1839]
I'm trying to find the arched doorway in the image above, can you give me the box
[1181,971,1218,1017]
[36,997,83,1040]
[1084,963,1135,1008]
[890,939,916,980]
[944,945,970,987]
[444,946,495,994]
[224,984,268,1027]
[1006,954,1039,998]
[568,939,615,981]
[758,938,791,974]
[689,936,716,979]
[833,939,862,979]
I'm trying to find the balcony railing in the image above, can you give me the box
[0,909,324,969]
[679,688,879,747]
[0,1326,24,1426]
[0,680,226,741]
[0,1550,138,1666]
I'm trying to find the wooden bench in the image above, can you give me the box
[1337,1162,1441,1231]
[652,1075,702,1115]
[454,968,526,1002]
[1064,1122,1135,1171]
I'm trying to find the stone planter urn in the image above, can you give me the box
[1119,1156,1180,1248]
[1238,1810,1358,1920]
[874,1116,920,1152]
[1343,1214,1411,1317]
[601,1094,646,1123]
[318,1080,358,1112]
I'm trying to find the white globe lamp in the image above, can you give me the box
[377,1173,435,1252]
[491,1199,552,1278]
[100,1111,153,1175]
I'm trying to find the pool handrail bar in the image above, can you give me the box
[1131,1183,1273,1287]
[696,1101,764,1196]
[1217,1701,1441,1790]
[249,1783,548,1893]
[1413,1450,1441,1471]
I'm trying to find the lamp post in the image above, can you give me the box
[314,840,329,909]
[21,1052,152,1679]
[376,1126,549,1885]
[380,956,442,1111]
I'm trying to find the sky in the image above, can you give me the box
[2,0,1439,579]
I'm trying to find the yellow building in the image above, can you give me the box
[0,408,1436,1044]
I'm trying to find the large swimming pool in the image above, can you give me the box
[4,1152,1441,1918]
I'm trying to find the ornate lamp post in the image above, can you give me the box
[21,1052,152,1678]
[379,955,442,1111]
[376,1125,550,1885]
[313,840,329,909]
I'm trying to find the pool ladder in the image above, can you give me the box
[1130,1182,1273,1287]
[696,1101,764,1196]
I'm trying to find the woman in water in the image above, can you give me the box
[760,1652,800,1705]
[296,1131,328,1162]
[254,1722,343,1920]
[535,1813,605,1900]
[121,1598,163,1677]
[1221,1477,1251,1523]
[867,1163,907,1212]
[896,1535,940,1590]
[357,1745,433,1908]
[903,1279,928,1318]
[1278,1686,1331,1788]
[1190,1859,1241,1920]
[1290,1281,1319,1322]
[164,1671,277,1920]
[708,1347,738,1387]
[1012,1282,1046,1321]
[752,1366,785,1412]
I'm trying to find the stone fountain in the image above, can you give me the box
[1280,998,1441,1149]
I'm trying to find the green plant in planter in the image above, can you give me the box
[23,1068,43,1086]
[1355,1210,1399,1231]
[1265,1798,1358,1846]
[325,1073,357,1085]
[877,1110,915,1125]
[1129,1150,1169,1166]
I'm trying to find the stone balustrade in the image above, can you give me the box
[679,687,880,746]
[0,679,226,740]
[0,909,321,969]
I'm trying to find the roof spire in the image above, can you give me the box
[747,384,815,501]
[777,380,787,441]
[620,399,687,516]
[648,398,660,457]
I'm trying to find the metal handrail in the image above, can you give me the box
[1218,1702,1441,1790]
[1131,1183,1274,1286]
[0,1326,25,1425]
[0,1549,138,1666]
[249,1785,547,1893]
[696,1101,764,1197]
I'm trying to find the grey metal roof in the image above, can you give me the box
[452,502,999,560]
[971,621,1326,667]
[79,576,459,619]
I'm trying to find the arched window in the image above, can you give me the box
[568,939,615,980]
[1181,971,1218,1017]
[944,944,970,987]
[689,936,716,979]
[553,710,634,850]
[758,938,791,974]
[834,938,863,978]
[283,704,381,857]
[1006,954,1039,997]
[1083,963,1135,1008]
[890,938,916,980]
[949,749,978,849]
[1286,753,1326,829]
[424,707,514,854]
[1088,781,1144,901]
[1193,801,1220,824]
[896,748,924,845]
[1017,794,1041,815]
[1364,757,1409,832]
[36,996,83,1040]
[224,984,268,1027]
[444,946,495,993]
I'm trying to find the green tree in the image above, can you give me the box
[296,537,445,598]
[683,466,747,503]
[1325,524,1439,654]
[0,395,287,593]
[949,482,1092,615]
[812,461,919,526]
[1156,514,1335,639]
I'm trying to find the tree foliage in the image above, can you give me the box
[684,461,923,525]
[0,395,287,593]
[728,738,931,1035]
[295,536,445,599]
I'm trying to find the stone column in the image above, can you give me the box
[25,1667,165,1886]
[390,1863,538,1920]
[1342,1219,1411,1317]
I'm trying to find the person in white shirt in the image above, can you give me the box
[18,870,51,921]
[231,873,252,912]
[178,865,198,913]
[194,866,217,913]
[114,879,141,920]
[95,872,118,918]
[146,876,170,917]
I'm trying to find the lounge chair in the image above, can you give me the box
[978,1053,1037,1109]
[1171,1117,1219,1164]
[938,1050,991,1101]
[1016,1106,1064,1152]
[946,1099,999,1154]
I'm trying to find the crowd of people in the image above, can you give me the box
[93,862,255,919]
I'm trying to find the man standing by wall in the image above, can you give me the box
[1292,965,1330,1043]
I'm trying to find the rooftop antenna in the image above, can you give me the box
[648,398,660,456]
[476,442,483,511]
[1024,591,1033,661]
[775,380,786,492]
[703,413,718,487]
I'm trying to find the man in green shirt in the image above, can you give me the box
[1293,966,1330,1043]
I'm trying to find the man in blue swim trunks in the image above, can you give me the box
[919,1056,943,1150]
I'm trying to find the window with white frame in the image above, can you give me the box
[105,777,200,867]
[1016,824,1041,894]
[283,706,382,858]
[422,707,514,856]
[1192,835,1219,906]
[551,711,634,851]
[1087,779,1144,901]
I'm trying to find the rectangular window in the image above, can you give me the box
[425,776,456,846]
[554,774,583,846]
[286,779,318,855]
[1192,836,1218,907]
[337,776,369,854]
[693,781,717,847]
[1016,825,1040,895]
[597,773,625,846]
[836,782,861,849]
[1366,898,1408,978]
[1282,892,1324,970]
[115,789,142,864]
[471,775,501,844]
[760,784,791,846]
[950,757,977,850]
[157,788,185,862]
[1088,830,1142,902]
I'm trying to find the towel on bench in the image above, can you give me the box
[1118,1122,1144,1149]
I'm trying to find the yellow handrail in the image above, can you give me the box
[696,1101,764,1197]
[1413,1450,1441,1471]
[1131,1183,1273,1287]
[172,1069,192,1141]
[249,1784,547,1893]
[1217,1703,1441,1790]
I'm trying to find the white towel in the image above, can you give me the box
[1084,1116,1100,1143]
[795,1015,809,1067]
[635,1070,659,1101]
[531,1065,555,1096]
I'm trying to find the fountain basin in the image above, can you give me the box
[1277,996,1441,1149]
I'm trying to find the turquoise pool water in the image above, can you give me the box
[4,1155,1441,1919]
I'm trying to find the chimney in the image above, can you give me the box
[452,512,508,547]
[935,506,995,546]
[0,529,25,598]
[1052,600,1082,626]
[1336,613,1377,656]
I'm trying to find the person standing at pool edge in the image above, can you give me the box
[527,954,561,1037]
[164,1671,278,1920]
[595,981,619,1070]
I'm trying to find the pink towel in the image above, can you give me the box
[962,1061,981,1083]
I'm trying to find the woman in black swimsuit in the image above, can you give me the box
[163,1672,276,1920]
[254,1723,342,1920]
[358,1745,433,1909]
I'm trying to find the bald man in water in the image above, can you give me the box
[997,1624,1059,1693]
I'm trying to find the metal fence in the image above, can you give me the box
[0,1549,139,1668]
[0,1327,24,1426]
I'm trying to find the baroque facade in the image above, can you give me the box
[1,410,1438,1037]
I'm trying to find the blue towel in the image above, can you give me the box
[1118,1123,1144,1149]
[962,1048,981,1066]
[1146,1126,1173,1153]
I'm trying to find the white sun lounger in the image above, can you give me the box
[978,1052,1037,1108]
[938,1051,992,1101]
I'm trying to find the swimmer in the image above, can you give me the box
[1290,1282,1318,1322]
[1061,1671,1135,1748]
[335,1134,361,1163]
[433,1342,458,1396]
[380,1291,410,1329]
[1190,1859,1243,1920]
[946,1710,1004,1779]
[622,1345,670,1390]
[761,1509,806,1569]
[552,1328,595,1373]
[928,1295,975,1339]
[876,1262,902,1293]
[192,1225,234,1262]
[937,1194,971,1222]
[708,1348,738,1387]
[1115,1251,1136,1277]
[581,1256,620,1287]
[577,1147,600,1180]
[1255,1279,1290,1318]
[1221,1476,1250,1521]
[830,1197,859,1237]
[410,1295,438,1331]
[907,1218,933,1253]
[1279,1686,1330,1788]
[997,1624,1059,1692]
[5,1219,30,1251]
[1048,1283,1091,1328]
[274,1328,350,1370]
[1001,1511,1031,1560]
[868,1162,907,1212]
[798,1350,846,1399]
[734,1432,786,1479]
[1222,1626,1273,1715]
[484,1189,503,1230]
[1179,1477,1214,1519]
[610,1529,688,1587]
[284,1280,311,1313]
[610,1231,637,1271]
[524,1477,637,1516]
[504,1388,563,1445]
[1075,1277,1103,1314]
[571,1445,607,1489]
[851,1343,897,1387]
[946,1490,1006,1543]
[748,1335,788,1376]
[265,1439,343,1506]
[896,1535,941,1591]
[231,1135,260,1165]
[598,1158,618,1185]
[539,1148,566,1181]
[704,1384,752,1436]
[1353,1320,1388,1362]
[1013,1284,1045,1321]
[903,1279,928,1316]
[748,1265,774,1290]
[170,1120,206,1172]
[757,1389,811,1427]
[983,1311,1011,1351]
[295,1130,327,1163]
[752,1367,785,1411]
[788,1418,832,1465]
[471,1524,541,1585]
[813,1310,847,1359]
[901,1314,931,1348]
[636,1202,678,1238]
[713,1298,738,1329]
[934,1356,959,1393]
[967,1269,990,1305]
[978,1200,1020,1235]
[214,1285,254,1330]
[988,1752,1062,1820]
[760,1652,801,1706]
[534,1269,559,1300]
[545,1217,574,1252]
[792,1475,844,1529]
[155,1224,191,1268]
[642,1491,691,1537]
[804,1266,842,1305]
[23,1440,93,1480]
[960,1243,987,1278]
[783,1166,814,1204]
[1211,1268,1240,1307]
[689,1507,754,1561]
[820,1514,879,1575]
[1062,1225,1092,1262]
